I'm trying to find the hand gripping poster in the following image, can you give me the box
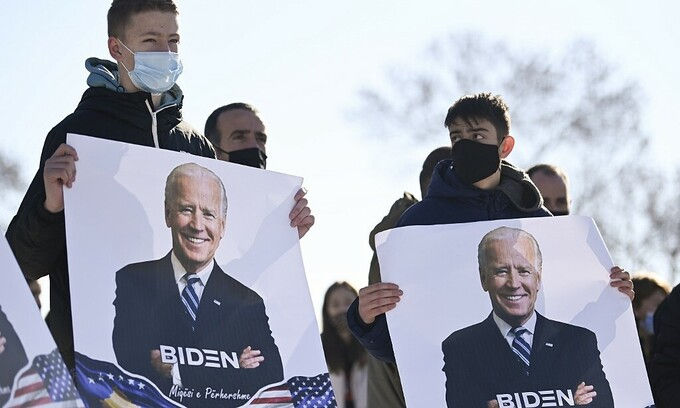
[376,216,655,408]
[0,236,84,408]
[64,134,336,408]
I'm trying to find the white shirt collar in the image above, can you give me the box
[493,310,537,338]
[171,251,214,286]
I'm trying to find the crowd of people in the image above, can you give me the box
[3,0,680,407]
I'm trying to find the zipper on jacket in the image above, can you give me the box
[145,99,177,149]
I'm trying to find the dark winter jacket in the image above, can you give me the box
[398,159,549,226]
[5,58,215,370]
[347,159,551,363]
[650,283,680,407]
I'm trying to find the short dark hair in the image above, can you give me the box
[419,146,452,197]
[632,273,671,312]
[527,163,569,186]
[444,93,511,143]
[204,103,259,147]
[107,0,179,38]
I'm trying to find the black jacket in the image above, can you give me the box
[398,159,550,226]
[442,313,613,408]
[650,283,680,407]
[5,65,215,370]
[347,159,551,363]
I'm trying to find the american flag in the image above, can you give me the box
[5,349,84,408]
[246,373,336,408]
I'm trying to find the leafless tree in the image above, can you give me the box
[354,33,673,278]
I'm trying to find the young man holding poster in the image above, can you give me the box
[347,93,634,404]
[6,1,312,374]
[5,0,216,373]
[6,0,214,372]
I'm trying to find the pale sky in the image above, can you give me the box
[1,0,679,319]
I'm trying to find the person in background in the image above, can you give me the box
[650,281,680,407]
[365,146,452,407]
[527,164,571,216]
[204,102,314,238]
[28,279,42,310]
[631,273,670,365]
[321,282,367,408]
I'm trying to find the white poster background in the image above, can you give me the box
[376,216,653,407]
[0,236,82,406]
[64,134,327,380]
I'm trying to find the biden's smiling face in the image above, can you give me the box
[481,235,541,327]
[165,174,225,273]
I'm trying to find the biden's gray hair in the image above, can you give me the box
[164,163,228,218]
[477,226,542,278]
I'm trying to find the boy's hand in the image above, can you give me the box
[358,282,403,325]
[44,143,78,213]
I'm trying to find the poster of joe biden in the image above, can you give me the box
[0,236,84,408]
[63,135,334,408]
[374,216,654,408]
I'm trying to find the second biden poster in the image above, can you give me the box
[376,216,654,408]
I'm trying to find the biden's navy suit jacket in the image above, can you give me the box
[112,252,283,408]
[441,312,614,408]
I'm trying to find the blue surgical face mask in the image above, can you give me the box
[118,40,183,94]
[643,311,655,334]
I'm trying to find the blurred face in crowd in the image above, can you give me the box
[531,171,570,215]
[481,233,541,327]
[634,289,667,321]
[214,109,267,161]
[326,286,357,331]
[165,172,225,273]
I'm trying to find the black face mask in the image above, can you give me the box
[227,147,267,169]
[451,139,501,185]
[551,210,569,216]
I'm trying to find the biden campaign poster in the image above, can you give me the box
[64,134,336,408]
[376,216,654,408]
[0,236,84,408]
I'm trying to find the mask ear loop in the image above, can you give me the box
[116,39,135,73]
[498,135,510,159]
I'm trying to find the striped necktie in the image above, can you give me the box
[181,274,201,331]
[511,326,531,374]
